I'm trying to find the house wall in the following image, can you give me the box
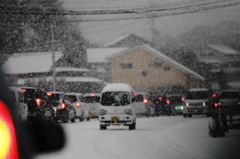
[110,47,201,93]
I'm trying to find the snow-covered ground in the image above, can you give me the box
[36,116,240,159]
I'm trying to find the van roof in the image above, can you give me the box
[188,88,209,91]
[102,83,133,93]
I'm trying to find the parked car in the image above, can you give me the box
[46,91,75,123]
[183,88,212,118]
[9,86,28,121]
[64,92,86,121]
[99,83,136,130]
[81,93,101,119]
[165,94,185,115]
[133,92,152,117]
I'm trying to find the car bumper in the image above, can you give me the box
[183,106,209,114]
[99,115,135,126]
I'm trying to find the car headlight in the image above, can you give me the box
[185,102,189,107]
[99,109,107,115]
[124,109,132,115]
[180,106,184,110]
[203,102,206,106]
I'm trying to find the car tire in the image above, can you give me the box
[100,125,107,130]
[183,114,187,118]
[188,114,192,118]
[129,123,136,130]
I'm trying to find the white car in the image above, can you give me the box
[64,93,87,121]
[99,83,137,130]
[81,93,101,120]
[133,92,151,117]
[9,86,28,121]
[183,88,211,118]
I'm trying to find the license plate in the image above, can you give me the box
[111,116,120,121]
[45,111,51,116]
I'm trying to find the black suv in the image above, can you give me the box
[22,87,53,122]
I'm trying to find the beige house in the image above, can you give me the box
[106,45,205,94]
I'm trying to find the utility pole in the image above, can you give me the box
[51,21,57,91]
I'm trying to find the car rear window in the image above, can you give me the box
[82,96,100,103]
[134,94,144,102]
[101,92,130,106]
[65,95,78,103]
[220,92,240,99]
[186,91,208,99]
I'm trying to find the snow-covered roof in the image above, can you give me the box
[87,48,127,63]
[102,83,134,93]
[208,44,239,55]
[55,67,90,73]
[2,51,63,74]
[106,45,205,81]
[17,76,104,85]
[103,34,132,47]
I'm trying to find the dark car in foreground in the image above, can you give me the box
[0,69,65,159]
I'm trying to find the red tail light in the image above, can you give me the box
[134,94,138,97]
[75,102,81,107]
[212,94,217,97]
[166,100,170,105]
[158,97,163,100]
[21,89,26,92]
[35,98,41,106]
[214,103,218,107]
[143,98,148,104]
[0,100,19,159]
[61,103,66,109]
[47,93,52,96]
[181,97,185,102]
[90,93,95,97]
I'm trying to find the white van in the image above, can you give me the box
[99,83,136,130]
[9,86,28,121]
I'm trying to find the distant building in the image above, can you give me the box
[103,34,150,48]
[106,45,205,94]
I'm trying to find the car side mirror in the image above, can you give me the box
[24,123,66,154]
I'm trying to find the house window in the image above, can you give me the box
[163,66,170,71]
[120,63,133,69]
[149,61,162,68]
[141,71,147,77]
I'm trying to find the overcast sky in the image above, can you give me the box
[61,0,240,45]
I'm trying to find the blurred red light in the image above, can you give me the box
[181,97,185,102]
[21,89,26,92]
[90,93,95,97]
[143,98,148,104]
[0,100,19,159]
[47,93,52,96]
[166,100,170,105]
[158,97,162,100]
[212,94,217,97]
[61,103,66,109]
[134,94,138,97]
[76,102,81,107]
[214,103,218,107]
[35,98,41,106]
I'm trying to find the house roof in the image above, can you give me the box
[17,76,104,85]
[2,51,63,75]
[106,45,205,81]
[87,48,127,63]
[208,44,239,55]
[55,67,90,73]
[103,34,150,48]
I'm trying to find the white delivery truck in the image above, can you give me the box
[99,83,136,130]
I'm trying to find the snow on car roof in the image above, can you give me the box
[188,88,209,91]
[87,48,127,63]
[102,83,134,93]
[2,51,63,74]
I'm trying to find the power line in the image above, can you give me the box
[1,0,240,23]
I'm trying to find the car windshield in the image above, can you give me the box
[2,0,240,159]
[101,91,130,106]
[186,91,208,99]
[82,96,100,103]
[220,92,240,99]
[65,95,78,103]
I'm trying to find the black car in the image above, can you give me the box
[152,95,173,116]
[21,87,54,122]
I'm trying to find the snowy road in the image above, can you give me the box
[36,116,240,159]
